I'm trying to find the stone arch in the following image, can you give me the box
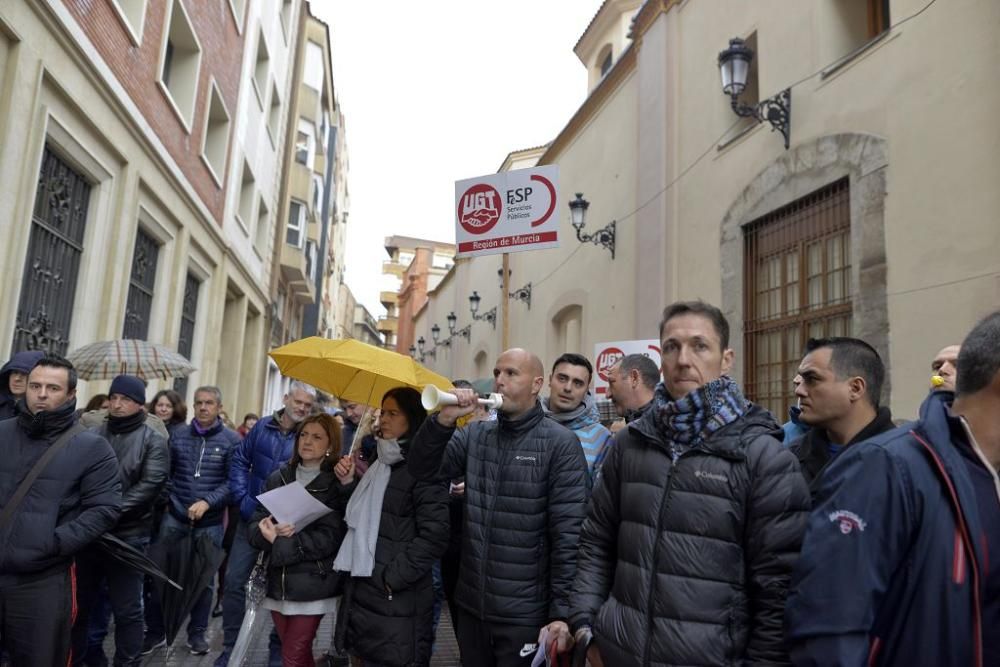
[719,133,890,397]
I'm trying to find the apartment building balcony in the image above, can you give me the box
[380,290,398,308]
[280,241,316,304]
[382,260,405,278]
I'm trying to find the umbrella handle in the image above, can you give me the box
[349,407,377,458]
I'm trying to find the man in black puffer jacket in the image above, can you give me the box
[0,354,121,667]
[568,301,810,666]
[409,348,591,667]
[144,386,238,656]
[72,375,169,666]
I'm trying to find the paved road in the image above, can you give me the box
[106,607,461,666]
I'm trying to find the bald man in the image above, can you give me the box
[931,344,961,391]
[409,349,590,667]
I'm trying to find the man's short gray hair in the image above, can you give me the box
[619,354,661,390]
[194,386,223,404]
[288,381,317,398]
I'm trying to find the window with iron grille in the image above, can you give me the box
[122,229,160,340]
[13,146,91,355]
[743,178,852,419]
[173,273,200,397]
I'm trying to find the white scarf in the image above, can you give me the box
[333,438,404,576]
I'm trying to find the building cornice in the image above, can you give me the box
[574,0,642,65]
[539,43,636,166]
[628,0,683,43]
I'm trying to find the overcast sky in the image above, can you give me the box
[311,0,604,316]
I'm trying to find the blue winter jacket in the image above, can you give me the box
[167,419,239,527]
[785,390,990,667]
[229,413,298,521]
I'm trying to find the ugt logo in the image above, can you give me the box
[596,347,625,382]
[458,184,501,235]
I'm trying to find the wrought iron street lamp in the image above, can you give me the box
[568,193,616,259]
[431,323,449,348]
[408,345,417,359]
[497,268,532,309]
[469,291,497,329]
[718,37,791,149]
[417,336,436,362]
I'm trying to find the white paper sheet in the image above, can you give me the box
[256,481,332,530]
[531,628,548,667]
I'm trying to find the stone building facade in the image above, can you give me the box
[409,0,1000,419]
[0,0,303,420]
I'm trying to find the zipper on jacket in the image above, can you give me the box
[194,437,206,478]
[480,427,511,619]
[281,566,286,600]
[913,431,984,667]
[642,460,679,666]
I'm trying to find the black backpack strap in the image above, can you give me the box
[0,423,85,532]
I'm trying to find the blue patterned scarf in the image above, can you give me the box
[653,376,750,461]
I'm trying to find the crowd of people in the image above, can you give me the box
[0,299,997,667]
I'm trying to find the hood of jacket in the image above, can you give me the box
[0,350,45,403]
[541,393,601,430]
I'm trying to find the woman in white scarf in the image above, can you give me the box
[332,387,450,667]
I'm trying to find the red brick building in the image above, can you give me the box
[64,0,247,222]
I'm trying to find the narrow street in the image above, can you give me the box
[115,608,461,666]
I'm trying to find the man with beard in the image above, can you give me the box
[216,381,317,667]
[409,348,590,667]
[0,354,121,666]
[542,353,612,479]
[72,375,169,666]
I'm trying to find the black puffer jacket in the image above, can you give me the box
[336,445,450,667]
[0,400,121,577]
[247,465,347,602]
[409,402,591,627]
[569,404,810,666]
[90,418,169,539]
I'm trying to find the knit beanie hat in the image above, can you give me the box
[109,374,146,406]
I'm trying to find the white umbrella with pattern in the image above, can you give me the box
[66,339,195,381]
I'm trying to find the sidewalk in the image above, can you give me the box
[111,607,461,666]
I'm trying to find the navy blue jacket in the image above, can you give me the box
[0,400,121,577]
[229,413,297,521]
[785,391,992,667]
[167,419,239,526]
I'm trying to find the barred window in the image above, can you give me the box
[743,178,852,418]
[173,272,200,398]
[122,228,160,340]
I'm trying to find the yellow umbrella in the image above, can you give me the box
[268,337,452,407]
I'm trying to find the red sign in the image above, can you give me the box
[454,166,560,258]
[457,184,502,235]
[596,347,625,382]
